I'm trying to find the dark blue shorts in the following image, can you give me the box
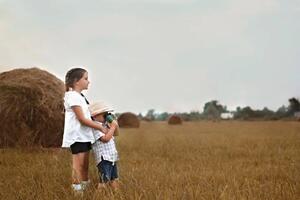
[97,160,118,183]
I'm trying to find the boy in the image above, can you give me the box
[89,102,120,190]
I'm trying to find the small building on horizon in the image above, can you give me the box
[294,112,300,119]
[221,113,234,120]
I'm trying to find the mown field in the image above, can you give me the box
[0,121,299,200]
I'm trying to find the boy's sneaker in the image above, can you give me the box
[81,180,91,190]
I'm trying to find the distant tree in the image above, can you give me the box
[189,111,202,120]
[234,106,254,119]
[236,106,241,113]
[179,112,189,121]
[145,109,155,121]
[260,107,275,119]
[275,105,288,118]
[137,113,143,120]
[234,106,276,120]
[156,112,169,121]
[287,97,300,116]
[179,112,198,121]
[242,106,254,119]
[223,105,228,113]
[203,100,226,119]
[233,107,241,119]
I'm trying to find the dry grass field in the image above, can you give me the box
[0,121,299,200]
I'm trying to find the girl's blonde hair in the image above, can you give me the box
[65,68,87,91]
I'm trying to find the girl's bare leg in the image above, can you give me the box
[72,151,89,183]
[82,151,89,181]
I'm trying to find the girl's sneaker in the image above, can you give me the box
[72,184,84,196]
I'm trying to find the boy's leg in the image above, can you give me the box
[97,160,111,189]
[109,180,119,190]
[97,183,107,189]
[109,163,119,189]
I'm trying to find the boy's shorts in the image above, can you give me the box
[97,160,118,183]
[70,142,91,154]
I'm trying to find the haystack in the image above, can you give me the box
[168,115,183,125]
[0,68,65,147]
[117,112,140,128]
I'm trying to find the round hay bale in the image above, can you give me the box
[168,115,183,125]
[0,67,65,147]
[117,112,140,128]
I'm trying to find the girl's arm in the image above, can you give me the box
[72,106,107,133]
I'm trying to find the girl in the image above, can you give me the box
[62,67,107,192]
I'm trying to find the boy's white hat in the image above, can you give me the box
[89,102,113,117]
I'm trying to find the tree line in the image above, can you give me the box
[138,97,300,121]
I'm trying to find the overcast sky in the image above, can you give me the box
[0,0,299,114]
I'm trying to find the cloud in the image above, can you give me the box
[101,0,198,4]
[227,0,280,16]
